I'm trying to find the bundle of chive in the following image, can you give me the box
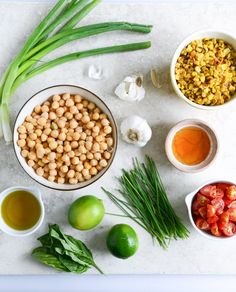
[103,156,189,249]
[0,0,152,143]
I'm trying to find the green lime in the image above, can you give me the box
[106,224,138,259]
[68,195,105,230]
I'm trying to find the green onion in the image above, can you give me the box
[0,0,152,143]
[102,156,189,249]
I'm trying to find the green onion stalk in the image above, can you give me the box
[0,0,152,143]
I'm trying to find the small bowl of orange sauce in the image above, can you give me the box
[165,119,219,172]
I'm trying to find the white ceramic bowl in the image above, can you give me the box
[165,119,218,173]
[185,180,236,240]
[170,30,236,110]
[13,85,118,191]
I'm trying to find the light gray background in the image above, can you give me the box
[0,0,236,290]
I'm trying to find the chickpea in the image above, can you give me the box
[55,107,64,117]
[18,139,26,147]
[62,154,70,163]
[28,152,36,161]
[86,152,94,160]
[48,162,57,170]
[69,119,78,129]
[92,112,100,120]
[28,159,35,167]
[25,116,33,122]
[106,137,114,147]
[84,162,91,170]
[60,165,68,173]
[49,141,57,150]
[59,99,65,107]
[81,115,90,124]
[68,151,75,158]
[65,112,73,120]
[99,159,108,168]
[103,126,112,134]
[36,147,45,158]
[34,105,41,114]
[29,133,37,141]
[90,159,98,166]
[49,112,57,120]
[85,141,92,151]
[19,134,27,140]
[57,118,66,128]
[67,169,75,178]
[75,127,83,133]
[48,176,55,182]
[35,129,42,137]
[72,132,80,141]
[47,152,56,161]
[74,113,82,120]
[37,117,47,126]
[94,107,101,114]
[28,140,36,148]
[104,151,111,160]
[85,129,92,136]
[25,123,34,131]
[95,135,104,142]
[86,136,93,142]
[41,112,49,120]
[73,94,81,103]
[58,177,65,184]
[52,101,59,110]
[51,130,59,138]
[18,125,26,134]
[64,144,71,153]
[80,132,86,140]
[76,103,83,110]
[80,154,86,161]
[92,126,100,133]
[100,142,108,151]
[92,142,100,152]
[43,128,51,136]
[70,141,78,149]
[90,167,98,176]
[56,145,64,154]
[101,119,109,126]
[94,152,101,160]
[36,167,44,176]
[69,178,78,184]
[53,94,61,102]
[21,149,29,158]
[82,168,89,177]
[76,164,83,172]
[49,169,57,177]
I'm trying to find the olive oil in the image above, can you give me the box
[1,190,41,230]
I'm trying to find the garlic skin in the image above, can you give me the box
[88,64,103,80]
[120,115,152,147]
[115,74,145,102]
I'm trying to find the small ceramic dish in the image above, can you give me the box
[165,119,218,173]
[185,180,236,240]
[170,29,236,110]
[13,85,118,191]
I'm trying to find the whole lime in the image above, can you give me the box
[106,224,138,259]
[68,195,105,230]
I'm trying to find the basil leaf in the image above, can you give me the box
[32,247,68,272]
[58,255,89,274]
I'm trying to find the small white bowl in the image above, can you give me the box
[13,85,118,191]
[165,119,218,173]
[170,29,236,110]
[185,180,236,240]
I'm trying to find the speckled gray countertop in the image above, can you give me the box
[0,1,236,275]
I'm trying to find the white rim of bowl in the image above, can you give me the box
[165,119,219,173]
[170,29,236,110]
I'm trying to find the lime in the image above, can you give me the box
[106,224,138,259]
[68,195,105,230]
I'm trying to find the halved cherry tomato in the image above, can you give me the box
[215,188,224,199]
[222,222,236,237]
[195,218,210,230]
[218,211,229,230]
[197,193,210,206]
[226,185,236,201]
[200,185,216,198]
[211,223,222,237]
[228,208,236,222]
[223,197,233,207]
[216,183,230,193]
[198,207,207,219]
[228,201,236,209]
[207,215,219,224]
[206,204,216,218]
[211,198,224,215]
[192,199,200,216]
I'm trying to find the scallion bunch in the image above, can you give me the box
[103,156,189,249]
[0,0,152,143]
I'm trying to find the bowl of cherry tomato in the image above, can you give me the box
[185,181,236,239]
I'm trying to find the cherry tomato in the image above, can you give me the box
[218,211,229,230]
[197,193,210,206]
[228,208,236,222]
[228,201,236,209]
[222,222,236,237]
[198,207,207,219]
[226,185,236,201]
[207,204,216,218]
[211,223,222,237]
[223,197,233,207]
[215,188,224,199]
[207,215,219,224]
[216,183,230,193]
[200,185,215,198]
[211,198,224,215]
[195,218,210,230]
[192,199,200,216]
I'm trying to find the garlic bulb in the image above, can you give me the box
[88,64,103,80]
[115,74,145,102]
[120,115,152,147]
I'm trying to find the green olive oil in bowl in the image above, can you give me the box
[1,190,41,231]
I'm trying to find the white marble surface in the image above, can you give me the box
[0,0,236,275]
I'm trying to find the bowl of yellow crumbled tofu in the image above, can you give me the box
[170,30,236,110]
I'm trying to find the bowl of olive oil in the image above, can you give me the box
[0,186,44,236]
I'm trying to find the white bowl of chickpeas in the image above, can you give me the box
[170,30,236,109]
[13,85,117,190]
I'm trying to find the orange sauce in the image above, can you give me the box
[172,126,211,165]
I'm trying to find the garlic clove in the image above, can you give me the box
[115,74,145,102]
[151,68,162,89]
[120,115,152,147]
[88,64,104,80]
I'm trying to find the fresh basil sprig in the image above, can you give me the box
[32,224,103,274]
